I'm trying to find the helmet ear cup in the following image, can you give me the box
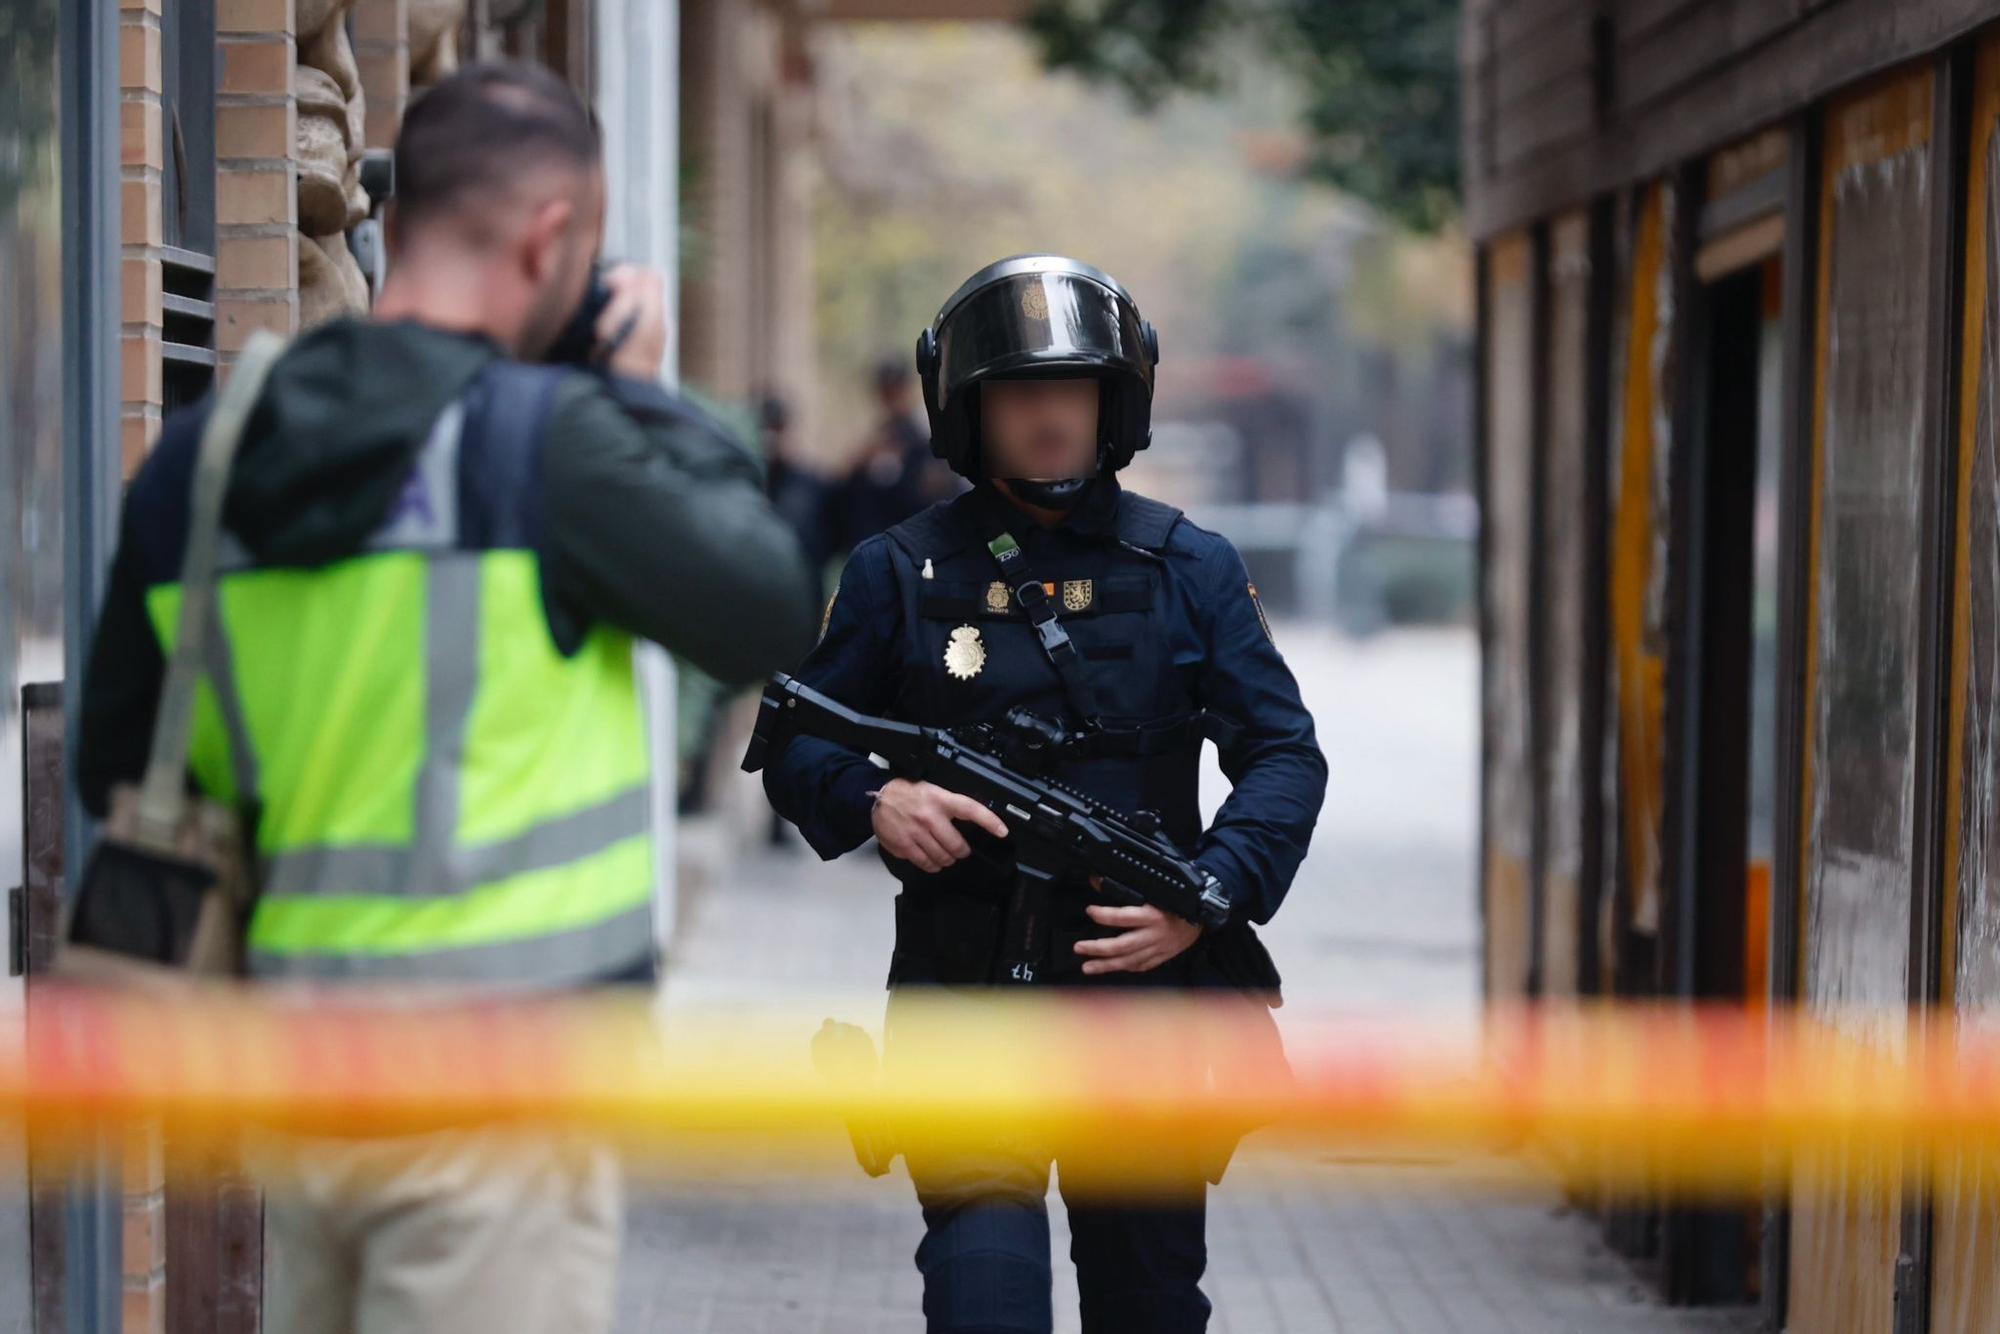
[916,329,949,462]
[1142,321,1160,367]
[1100,378,1132,473]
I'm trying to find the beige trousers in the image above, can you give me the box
[256,1128,621,1334]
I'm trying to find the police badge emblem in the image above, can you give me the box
[1021,282,1050,323]
[985,581,1011,614]
[1062,579,1093,612]
[944,625,987,680]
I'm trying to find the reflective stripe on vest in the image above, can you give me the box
[146,370,655,988]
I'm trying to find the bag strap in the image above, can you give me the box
[985,530,1105,732]
[132,331,286,850]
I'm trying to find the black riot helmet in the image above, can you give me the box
[915,255,1161,483]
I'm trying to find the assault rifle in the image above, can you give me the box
[741,673,1232,983]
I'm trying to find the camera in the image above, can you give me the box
[545,267,617,368]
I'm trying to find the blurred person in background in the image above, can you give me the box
[836,355,961,549]
[760,391,839,847]
[77,61,819,1334]
[762,391,839,574]
[762,256,1326,1333]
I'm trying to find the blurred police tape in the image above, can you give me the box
[5,985,2000,1198]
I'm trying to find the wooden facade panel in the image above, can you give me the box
[1484,231,1539,1002]
[1610,183,1677,972]
[1494,8,1596,116]
[1496,71,1597,171]
[1934,31,2000,1334]
[1466,0,1999,237]
[1465,6,1498,184]
[1461,0,1495,61]
[1616,6,1716,112]
[1540,209,1596,997]
[1707,126,1790,204]
[1466,112,1492,184]
[1788,64,1936,1334]
[1618,0,1705,45]
[1471,0,2000,1317]
[1618,0,1806,114]
[815,0,1026,17]
[1493,0,1586,60]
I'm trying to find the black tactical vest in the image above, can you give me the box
[877,487,1213,986]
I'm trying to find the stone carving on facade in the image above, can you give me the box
[296,0,371,326]
[408,0,468,89]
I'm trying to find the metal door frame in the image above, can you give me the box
[55,0,124,1327]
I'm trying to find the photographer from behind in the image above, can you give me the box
[77,60,820,1334]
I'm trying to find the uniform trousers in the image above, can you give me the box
[887,983,1212,1334]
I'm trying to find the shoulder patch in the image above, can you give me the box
[1248,583,1274,644]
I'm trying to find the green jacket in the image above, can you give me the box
[80,318,819,830]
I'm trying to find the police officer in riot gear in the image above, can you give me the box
[762,256,1327,1333]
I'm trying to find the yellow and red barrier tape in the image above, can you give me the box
[7,985,2000,1195]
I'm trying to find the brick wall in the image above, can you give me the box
[216,0,299,373]
[115,5,296,1331]
[122,1127,167,1334]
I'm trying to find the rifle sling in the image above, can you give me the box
[986,531,1104,732]
[983,532,1241,759]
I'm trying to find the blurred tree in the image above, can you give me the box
[808,24,1470,497]
[810,25,1265,453]
[1025,0,1460,231]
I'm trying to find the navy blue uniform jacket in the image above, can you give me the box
[762,480,1326,933]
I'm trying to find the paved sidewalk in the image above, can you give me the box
[619,628,1759,1333]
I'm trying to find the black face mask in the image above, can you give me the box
[1001,475,1096,511]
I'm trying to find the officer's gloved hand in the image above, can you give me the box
[869,779,1008,874]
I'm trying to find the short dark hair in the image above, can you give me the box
[393,61,599,234]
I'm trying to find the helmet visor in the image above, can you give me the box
[935,271,1149,410]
